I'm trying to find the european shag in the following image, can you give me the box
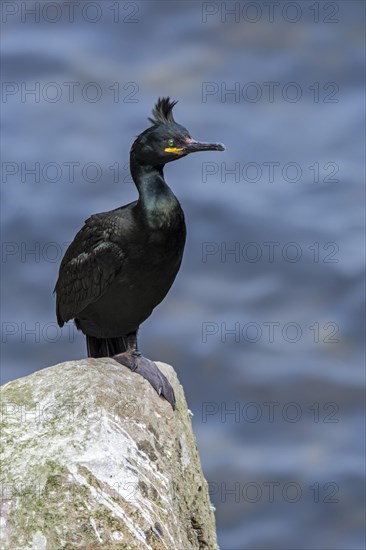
[55,98,225,409]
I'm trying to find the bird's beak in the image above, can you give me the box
[183,138,225,154]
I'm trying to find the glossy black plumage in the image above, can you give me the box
[55,198,185,338]
[55,98,225,409]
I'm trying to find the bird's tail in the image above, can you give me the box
[86,335,127,358]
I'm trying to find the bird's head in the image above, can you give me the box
[131,97,225,167]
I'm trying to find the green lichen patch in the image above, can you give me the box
[1,360,218,549]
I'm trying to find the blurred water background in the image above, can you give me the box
[1,1,365,548]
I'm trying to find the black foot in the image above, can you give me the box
[113,351,176,410]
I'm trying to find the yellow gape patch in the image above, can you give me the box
[164,147,184,155]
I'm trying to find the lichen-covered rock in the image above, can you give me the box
[0,359,218,549]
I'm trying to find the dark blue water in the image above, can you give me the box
[1,2,365,548]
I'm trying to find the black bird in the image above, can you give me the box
[55,98,225,409]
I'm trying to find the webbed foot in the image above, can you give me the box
[113,350,176,410]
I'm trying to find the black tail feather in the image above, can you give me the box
[86,335,127,358]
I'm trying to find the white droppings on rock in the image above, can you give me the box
[24,531,47,550]
[70,469,151,547]
[0,515,7,533]
[90,517,103,543]
[1,359,218,549]
[179,433,191,469]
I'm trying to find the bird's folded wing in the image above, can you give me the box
[55,217,125,326]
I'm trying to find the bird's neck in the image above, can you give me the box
[130,155,180,228]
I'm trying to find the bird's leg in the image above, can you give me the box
[113,331,176,410]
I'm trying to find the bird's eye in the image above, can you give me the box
[167,139,174,147]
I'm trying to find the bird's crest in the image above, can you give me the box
[149,97,178,125]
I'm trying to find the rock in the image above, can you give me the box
[0,359,218,549]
